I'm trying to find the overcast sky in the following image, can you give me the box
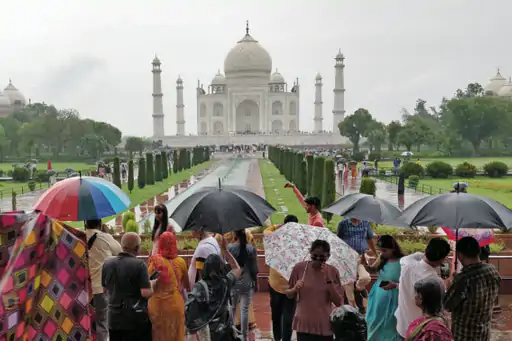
[1,0,510,136]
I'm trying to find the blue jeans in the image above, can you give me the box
[232,288,254,341]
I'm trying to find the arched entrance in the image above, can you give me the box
[236,99,260,133]
[289,119,296,132]
[213,121,224,135]
[200,122,207,134]
[271,120,283,133]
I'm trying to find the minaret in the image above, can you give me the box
[314,73,323,132]
[152,56,165,138]
[176,76,185,136]
[332,49,346,132]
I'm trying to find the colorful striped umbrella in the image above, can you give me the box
[441,227,494,247]
[33,176,130,221]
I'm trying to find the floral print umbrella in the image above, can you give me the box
[264,223,359,285]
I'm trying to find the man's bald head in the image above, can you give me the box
[121,232,141,254]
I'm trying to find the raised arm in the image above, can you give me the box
[285,183,307,210]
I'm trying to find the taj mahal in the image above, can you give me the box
[151,22,349,147]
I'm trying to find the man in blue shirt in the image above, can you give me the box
[337,218,378,312]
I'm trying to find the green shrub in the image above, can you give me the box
[401,162,424,178]
[128,160,134,193]
[483,161,509,178]
[12,167,30,181]
[489,242,505,254]
[122,211,136,230]
[322,159,336,223]
[454,162,477,178]
[113,157,122,188]
[298,159,308,196]
[368,152,381,161]
[379,168,386,176]
[408,175,420,188]
[351,152,365,162]
[359,177,376,195]
[173,150,179,173]
[146,153,155,184]
[373,225,401,236]
[161,151,169,178]
[125,219,139,234]
[138,158,146,189]
[306,154,314,195]
[155,154,162,182]
[311,156,326,199]
[425,161,453,179]
[28,181,36,191]
[143,219,152,235]
[35,170,51,182]
[400,241,427,255]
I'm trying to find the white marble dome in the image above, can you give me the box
[269,69,285,84]
[211,70,226,85]
[0,91,11,109]
[4,80,26,105]
[498,77,512,97]
[484,70,507,95]
[224,30,272,76]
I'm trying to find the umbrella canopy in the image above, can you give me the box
[396,192,512,230]
[452,182,469,190]
[264,223,358,284]
[170,184,276,234]
[323,193,402,225]
[33,176,131,221]
[441,227,494,247]
[401,151,413,156]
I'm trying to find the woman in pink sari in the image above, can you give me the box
[406,277,453,341]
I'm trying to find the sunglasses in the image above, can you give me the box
[311,255,328,262]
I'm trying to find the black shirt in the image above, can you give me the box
[102,252,151,330]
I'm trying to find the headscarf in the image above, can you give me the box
[158,231,178,259]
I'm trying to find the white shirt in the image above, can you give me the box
[188,236,221,286]
[394,252,445,337]
[85,229,122,294]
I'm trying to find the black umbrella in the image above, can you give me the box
[323,193,402,225]
[396,192,512,231]
[170,179,276,234]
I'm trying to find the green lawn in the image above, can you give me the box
[64,160,216,228]
[378,157,512,170]
[417,177,512,207]
[0,181,49,198]
[259,159,342,232]
[0,162,96,172]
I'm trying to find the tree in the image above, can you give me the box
[387,121,402,151]
[366,121,387,152]
[397,127,415,151]
[306,154,314,195]
[311,156,325,199]
[125,137,145,158]
[173,150,179,173]
[154,154,162,182]
[113,157,121,188]
[127,160,134,193]
[322,159,336,223]
[137,158,146,189]
[146,153,155,185]
[161,151,169,178]
[298,159,308,198]
[338,108,373,152]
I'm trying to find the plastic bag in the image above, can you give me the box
[330,305,367,341]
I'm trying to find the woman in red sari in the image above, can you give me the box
[148,232,191,341]
[406,277,453,341]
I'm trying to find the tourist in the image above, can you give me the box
[151,204,176,255]
[284,183,324,227]
[228,229,259,341]
[264,215,299,341]
[148,232,191,341]
[406,277,453,341]
[364,235,404,341]
[287,239,344,341]
[216,230,259,334]
[85,219,122,341]
[395,238,451,339]
[102,232,157,341]
[188,227,222,285]
[336,217,377,312]
[443,237,501,341]
[185,240,242,341]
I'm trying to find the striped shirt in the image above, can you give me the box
[336,218,374,255]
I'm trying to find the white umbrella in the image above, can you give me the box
[401,151,413,157]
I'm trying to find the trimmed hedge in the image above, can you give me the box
[401,162,424,178]
[455,162,477,178]
[138,158,146,189]
[322,159,336,223]
[483,161,509,178]
[146,153,155,185]
[425,161,453,179]
[359,177,376,195]
[311,156,326,200]
[306,154,314,195]
[128,160,134,193]
[113,157,122,188]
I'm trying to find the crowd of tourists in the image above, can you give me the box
[84,182,502,341]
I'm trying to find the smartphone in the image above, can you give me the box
[149,271,160,280]
[379,281,390,288]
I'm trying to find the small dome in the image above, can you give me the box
[152,55,161,65]
[176,75,183,84]
[484,69,507,95]
[211,70,226,85]
[335,49,344,60]
[224,23,272,76]
[315,73,322,80]
[3,80,25,106]
[269,69,285,84]
[0,91,11,108]
[498,77,512,97]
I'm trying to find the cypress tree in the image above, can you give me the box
[138,158,146,189]
[113,157,122,188]
[322,159,336,223]
[312,156,325,199]
[127,160,134,193]
[161,151,169,179]
[298,159,308,196]
[155,154,162,182]
[146,153,155,185]
[172,150,179,173]
[306,154,314,195]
